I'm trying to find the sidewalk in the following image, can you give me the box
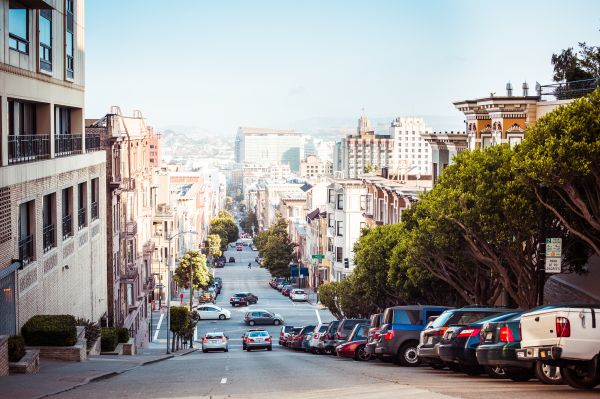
[0,347,197,399]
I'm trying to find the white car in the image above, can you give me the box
[202,332,229,353]
[290,289,308,302]
[194,304,231,320]
[308,323,329,353]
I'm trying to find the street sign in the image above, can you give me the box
[545,257,562,273]
[312,254,325,259]
[156,284,164,288]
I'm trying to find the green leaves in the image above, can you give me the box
[255,214,296,277]
[209,214,239,251]
[173,250,211,291]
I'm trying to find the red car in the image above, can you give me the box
[281,284,297,296]
[335,323,371,361]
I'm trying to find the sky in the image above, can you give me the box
[85,0,600,136]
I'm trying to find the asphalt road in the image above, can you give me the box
[52,245,600,398]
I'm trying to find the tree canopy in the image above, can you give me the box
[552,42,600,82]
[254,214,296,277]
[173,250,212,308]
[209,213,239,251]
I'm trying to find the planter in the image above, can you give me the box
[122,338,136,355]
[26,327,87,362]
[100,344,123,356]
[9,349,40,374]
[87,336,101,356]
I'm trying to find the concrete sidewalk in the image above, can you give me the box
[0,347,197,399]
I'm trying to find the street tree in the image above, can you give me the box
[241,210,259,235]
[256,214,295,277]
[209,216,239,251]
[173,250,211,310]
[551,41,600,82]
[206,234,222,260]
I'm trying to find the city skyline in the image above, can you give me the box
[86,0,600,135]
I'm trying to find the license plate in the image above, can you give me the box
[485,332,493,341]
[517,351,525,359]
[427,336,433,344]
[255,338,263,343]
[210,340,218,343]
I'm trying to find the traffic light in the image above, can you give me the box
[343,258,349,269]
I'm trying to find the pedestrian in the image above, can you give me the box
[180,292,184,304]
[248,262,251,269]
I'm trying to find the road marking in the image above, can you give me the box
[193,323,198,341]
[315,309,322,324]
[153,314,164,341]
[221,377,227,384]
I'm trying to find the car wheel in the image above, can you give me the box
[562,366,600,390]
[485,366,507,379]
[398,342,421,367]
[355,345,371,361]
[248,320,255,326]
[267,346,272,351]
[273,319,280,326]
[246,348,251,352]
[505,368,534,382]
[202,349,208,353]
[231,303,236,307]
[535,362,563,385]
[219,314,226,320]
[224,348,229,352]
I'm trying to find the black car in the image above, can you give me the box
[290,325,316,350]
[417,306,516,369]
[318,320,340,355]
[230,292,258,306]
[437,311,520,376]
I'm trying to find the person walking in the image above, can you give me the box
[248,262,252,269]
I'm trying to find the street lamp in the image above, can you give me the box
[165,230,198,354]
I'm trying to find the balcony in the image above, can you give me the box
[122,177,136,191]
[91,201,99,220]
[125,221,137,236]
[62,214,73,239]
[78,207,87,230]
[540,78,600,101]
[120,265,138,283]
[8,135,51,165]
[55,134,82,157]
[18,235,34,265]
[85,133,101,152]
[42,224,56,253]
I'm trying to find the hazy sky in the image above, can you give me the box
[86,0,600,135]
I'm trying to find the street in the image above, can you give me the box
[51,245,599,398]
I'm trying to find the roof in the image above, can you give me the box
[306,208,320,221]
[300,183,313,192]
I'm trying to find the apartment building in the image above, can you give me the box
[389,117,433,177]
[0,0,108,335]
[420,131,468,185]
[324,179,366,281]
[299,155,333,179]
[235,127,304,171]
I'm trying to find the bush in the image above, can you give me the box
[117,327,129,343]
[169,306,190,334]
[100,328,118,352]
[8,336,25,362]
[21,315,77,347]
[76,318,101,350]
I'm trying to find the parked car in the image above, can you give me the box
[365,313,384,357]
[228,256,235,263]
[318,320,341,355]
[476,308,563,384]
[282,284,298,296]
[336,323,371,361]
[290,325,316,350]
[335,318,369,347]
[242,328,264,350]
[290,289,308,302]
[279,325,296,346]
[308,323,330,353]
[230,292,258,307]
[198,291,215,304]
[251,245,257,251]
[244,309,284,326]
[236,245,243,251]
[418,306,515,369]
[201,332,229,353]
[285,327,302,347]
[194,304,231,320]
[245,330,272,351]
[276,281,289,291]
[516,305,600,390]
[438,311,521,376]
[301,332,314,352]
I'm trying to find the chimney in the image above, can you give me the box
[522,82,529,96]
[381,167,389,179]
[506,82,513,96]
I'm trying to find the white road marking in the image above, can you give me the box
[315,309,322,324]
[153,314,164,341]
[221,377,227,384]
[193,323,198,341]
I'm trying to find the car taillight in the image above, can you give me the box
[247,338,255,342]
[265,337,271,342]
[373,332,381,340]
[556,317,570,337]
[498,326,514,342]
[432,327,448,335]
[457,328,481,338]
[384,330,395,340]
[202,338,207,343]
[313,333,319,339]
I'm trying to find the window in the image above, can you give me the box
[336,247,343,262]
[360,195,366,211]
[8,100,37,135]
[9,1,28,53]
[43,193,56,253]
[78,181,87,229]
[39,9,52,71]
[127,240,134,264]
[327,238,333,252]
[328,189,334,204]
[336,221,343,236]
[91,178,99,220]
[62,187,73,239]
[65,0,74,79]
[127,284,134,306]
[55,107,71,135]
[336,194,344,210]
[18,200,35,264]
[365,194,373,215]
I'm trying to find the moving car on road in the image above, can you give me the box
[244,309,284,326]
[242,328,265,350]
[290,289,308,302]
[228,256,236,263]
[245,330,273,351]
[230,292,258,307]
[194,304,231,320]
[336,323,371,361]
[236,245,243,251]
[202,332,229,353]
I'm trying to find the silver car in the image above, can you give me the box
[202,332,229,353]
[245,330,273,351]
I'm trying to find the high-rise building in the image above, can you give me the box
[0,0,108,336]
[235,127,304,171]
[389,117,432,177]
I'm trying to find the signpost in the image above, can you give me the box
[544,238,562,274]
[312,254,325,260]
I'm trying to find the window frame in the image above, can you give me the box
[9,2,29,54]
[336,220,343,236]
[39,9,52,71]
[336,194,344,210]
[65,0,75,80]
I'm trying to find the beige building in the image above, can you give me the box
[0,0,108,335]
[300,155,332,179]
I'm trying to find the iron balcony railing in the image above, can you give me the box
[55,134,82,157]
[539,78,600,101]
[85,133,101,152]
[43,224,56,253]
[91,201,99,220]
[18,235,34,265]
[62,214,73,239]
[8,134,51,164]
[78,207,87,230]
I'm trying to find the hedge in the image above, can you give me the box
[21,315,77,347]
[100,328,118,352]
[117,327,129,343]
[8,336,25,362]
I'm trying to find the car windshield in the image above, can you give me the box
[249,331,269,337]
[235,293,247,297]
[432,310,505,328]
[318,325,328,332]
[350,325,369,340]
[206,334,224,339]
[294,290,305,294]
[327,321,340,332]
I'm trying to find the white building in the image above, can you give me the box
[325,179,367,281]
[389,117,433,177]
[300,155,333,179]
[235,127,304,171]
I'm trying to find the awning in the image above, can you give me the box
[0,261,21,280]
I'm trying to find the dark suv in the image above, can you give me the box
[365,313,384,357]
[334,318,369,347]
[317,320,340,355]
[374,305,451,366]
[230,292,258,306]
[417,306,513,369]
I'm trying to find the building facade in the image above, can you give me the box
[420,131,468,185]
[0,0,109,335]
[300,155,333,179]
[389,117,432,177]
[235,127,304,171]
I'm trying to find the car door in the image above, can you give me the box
[205,306,219,320]
[261,312,274,324]
[248,293,256,303]
[197,306,208,319]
